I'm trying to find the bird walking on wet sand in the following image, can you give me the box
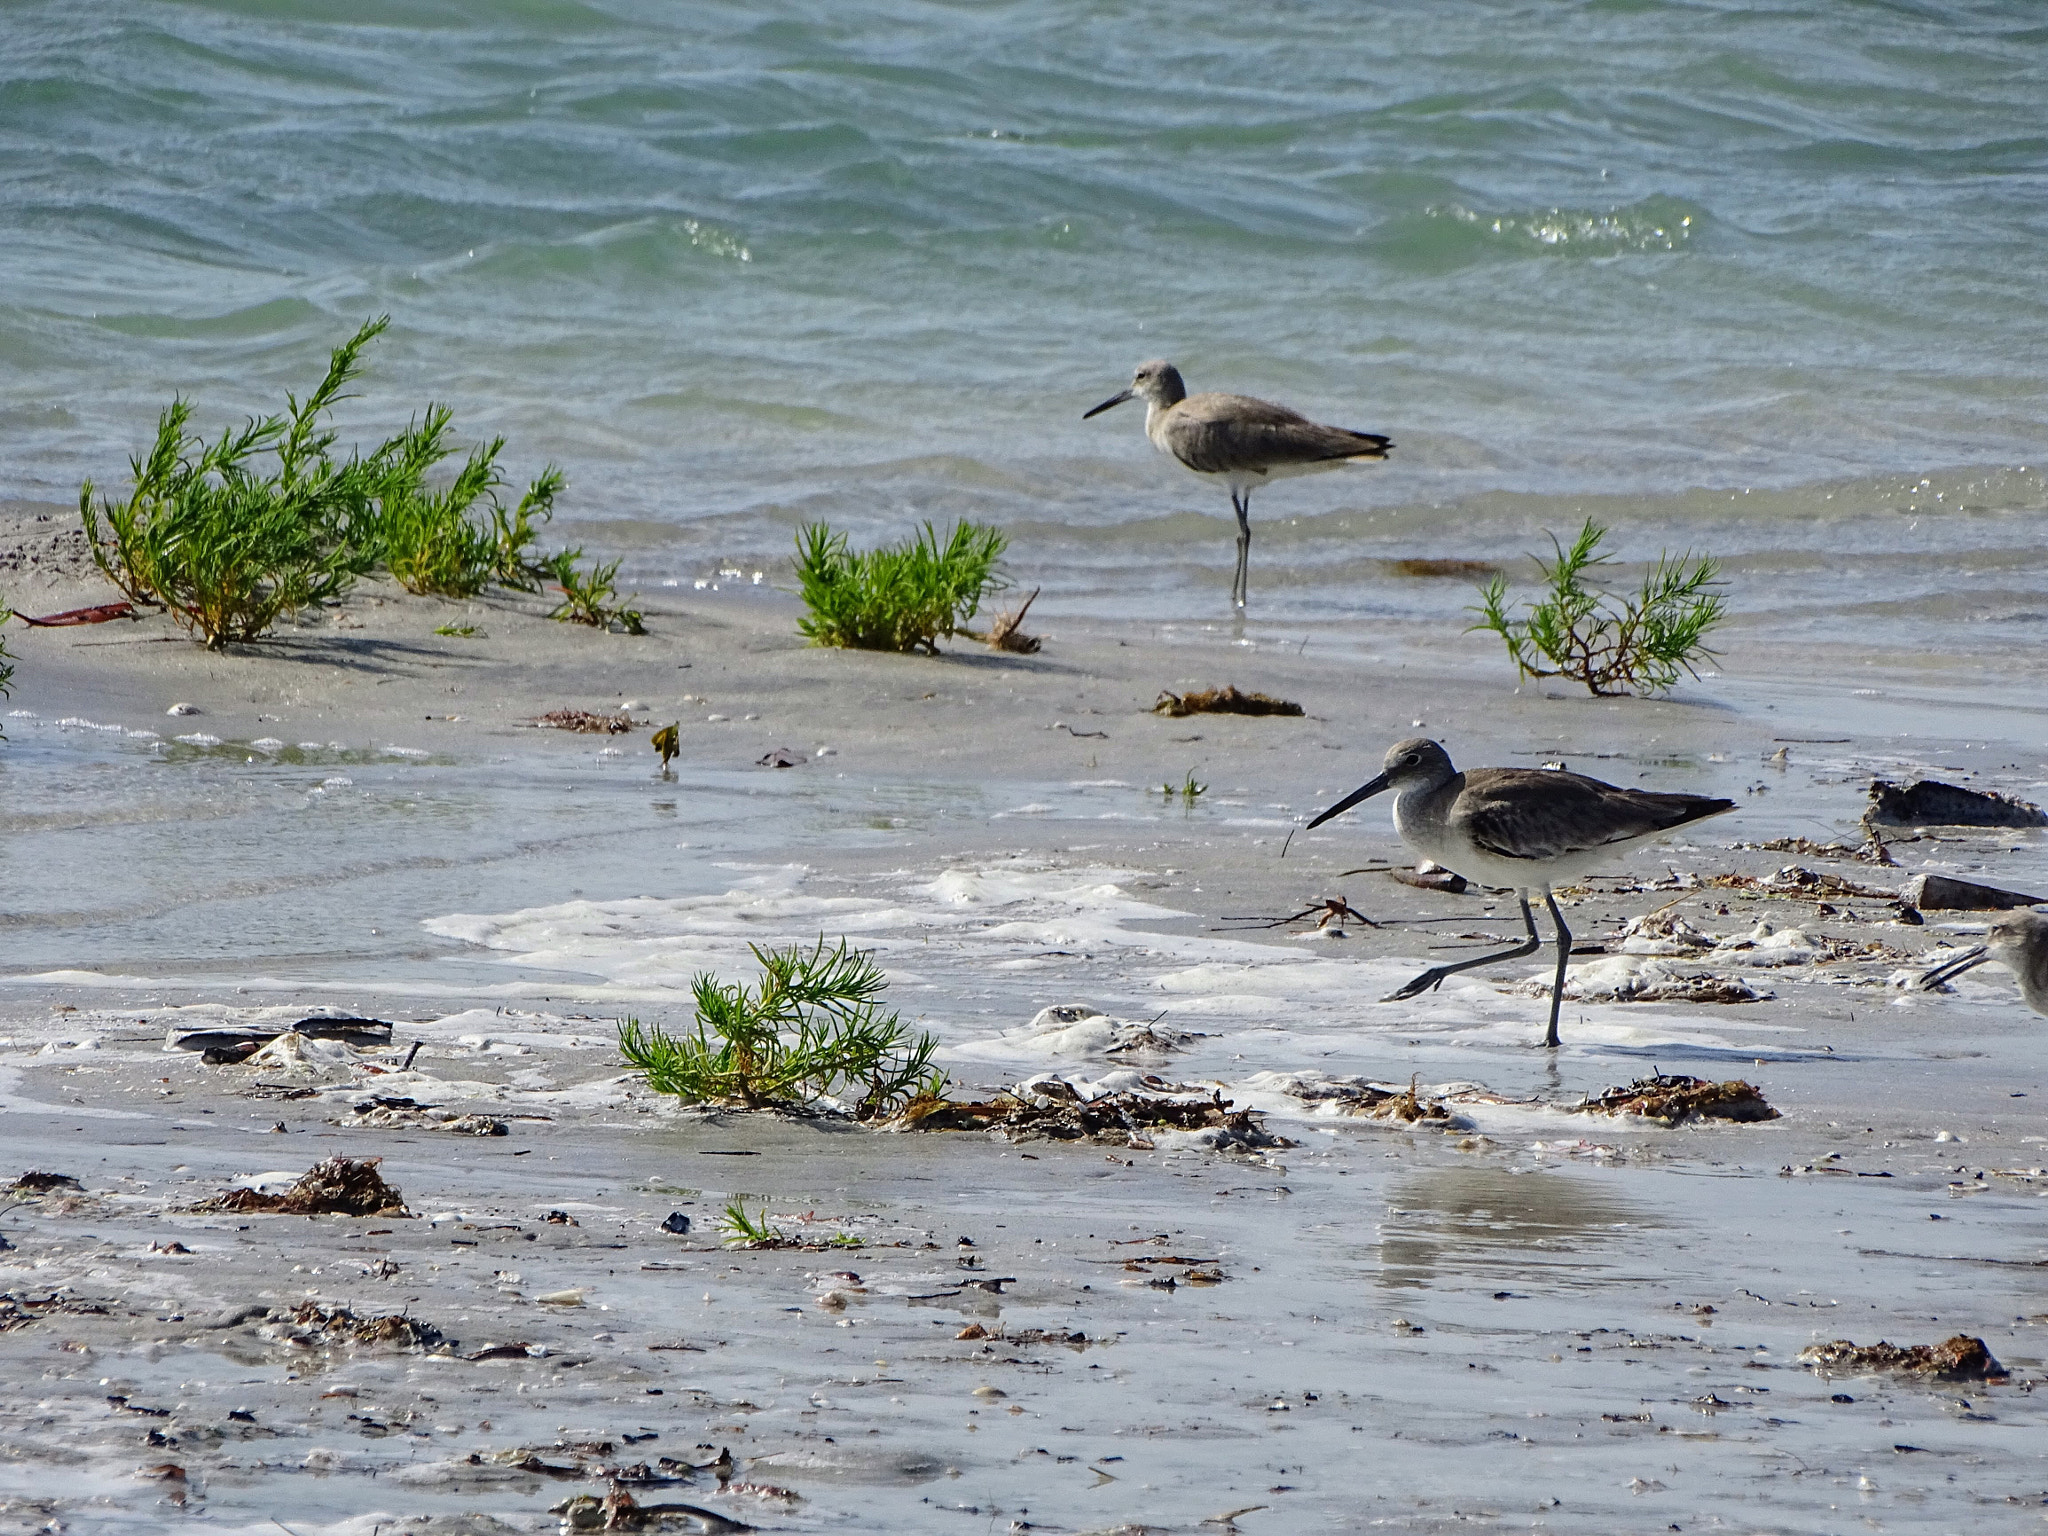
[1306,738,1735,1047]
[1083,360,1391,609]
[1918,912,2048,1016]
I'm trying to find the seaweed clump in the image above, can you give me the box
[897,1075,1292,1150]
[1152,686,1302,718]
[1578,1074,1778,1126]
[263,1301,444,1351]
[536,709,638,734]
[1797,1335,2006,1381]
[189,1156,408,1217]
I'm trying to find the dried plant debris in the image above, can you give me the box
[553,1489,752,1533]
[982,586,1041,653]
[955,1322,1098,1346]
[1152,685,1303,718]
[1269,1071,1458,1122]
[342,1096,508,1136]
[1737,836,1893,867]
[1219,897,1381,933]
[1868,778,2046,829]
[189,1156,409,1217]
[1533,956,1768,1005]
[1577,1074,1779,1126]
[897,1071,1291,1150]
[0,1290,110,1334]
[10,1171,84,1194]
[534,709,639,734]
[1797,1335,2006,1381]
[261,1301,445,1351]
[1706,864,1898,902]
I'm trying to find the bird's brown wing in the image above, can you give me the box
[1454,769,1733,863]
[1165,393,1391,476]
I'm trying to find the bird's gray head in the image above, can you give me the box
[1083,359,1187,419]
[1305,737,1456,830]
[1986,911,2048,956]
[1380,737,1456,789]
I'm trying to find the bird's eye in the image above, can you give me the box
[1402,753,1420,766]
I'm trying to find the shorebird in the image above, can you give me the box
[1918,912,2048,1015]
[1083,360,1391,608]
[1306,738,1735,1046]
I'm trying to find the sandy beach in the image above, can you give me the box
[3,490,2046,1535]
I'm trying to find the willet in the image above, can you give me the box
[1918,912,2048,1015]
[1083,360,1391,608]
[1306,738,1735,1046]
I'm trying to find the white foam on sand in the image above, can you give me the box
[418,861,1823,1096]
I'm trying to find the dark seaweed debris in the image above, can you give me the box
[1152,686,1303,718]
[534,709,639,734]
[0,1290,110,1334]
[189,1156,408,1216]
[10,1171,84,1194]
[264,1301,444,1351]
[896,1080,1292,1148]
[1578,1074,1779,1126]
[1797,1335,2006,1381]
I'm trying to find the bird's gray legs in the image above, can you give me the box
[1230,490,1251,609]
[1541,885,1571,1049]
[1384,893,1542,1002]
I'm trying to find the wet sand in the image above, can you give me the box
[3,500,2046,1533]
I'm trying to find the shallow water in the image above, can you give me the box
[6,2,2047,638]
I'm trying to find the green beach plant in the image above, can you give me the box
[81,316,587,645]
[81,319,395,647]
[1469,518,1725,698]
[716,1199,787,1247]
[793,520,1007,654]
[375,410,564,600]
[544,550,645,634]
[617,937,945,1119]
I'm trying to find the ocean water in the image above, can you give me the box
[4,0,2046,640]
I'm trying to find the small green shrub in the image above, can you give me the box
[617,937,944,1119]
[81,319,395,648]
[376,409,563,600]
[794,521,1007,654]
[1470,518,1725,697]
[489,467,566,591]
[716,1200,786,1247]
[544,549,644,634]
[82,316,579,646]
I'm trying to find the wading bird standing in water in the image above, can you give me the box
[1307,738,1735,1047]
[1919,912,2048,1016]
[1083,360,1391,609]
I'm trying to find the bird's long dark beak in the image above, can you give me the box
[1306,771,1390,829]
[1082,387,1133,420]
[1918,944,1990,991]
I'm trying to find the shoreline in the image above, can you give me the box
[3,492,2047,1534]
